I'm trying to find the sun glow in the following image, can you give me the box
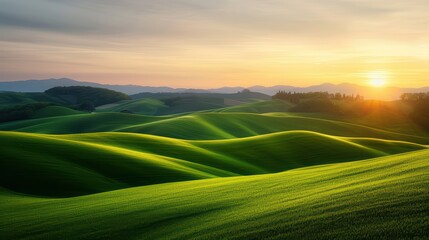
[368,71,388,87]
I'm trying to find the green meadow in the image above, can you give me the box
[1,95,428,239]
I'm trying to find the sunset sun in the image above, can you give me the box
[368,71,388,87]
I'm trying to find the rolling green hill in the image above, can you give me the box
[1,131,425,197]
[1,149,428,239]
[0,92,69,109]
[1,112,428,144]
[45,86,130,107]
[97,93,279,116]
[97,99,295,115]
[30,106,83,119]
[0,113,165,134]
[130,91,271,102]
[0,86,129,109]
[215,99,294,113]
[98,97,226,115]
[120,113,429,142]
[97,99,168,115]
[1,95,428,239]
[0,86,131,123]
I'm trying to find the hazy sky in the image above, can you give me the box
[0,0,428,87]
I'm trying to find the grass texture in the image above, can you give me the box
[1,149,428,239]
[1,112,428,144]
[1,131,425,197]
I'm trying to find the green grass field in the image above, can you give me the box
[31,106,83,119]
[96,99,168,115]
[1,111,428,143]
[97,96,234,115]
[2,131,425,197]
[1,99,428,239]
[216,99,294,113]
[1,149,428,239]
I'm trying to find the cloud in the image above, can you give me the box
[1,0,428,45]
[0,0,428,86]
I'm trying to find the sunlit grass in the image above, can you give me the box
[1,149,428,239]
[1,130,426,197]
[1,111,428,144]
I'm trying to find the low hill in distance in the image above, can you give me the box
[215,99,295,113]
[1,78,428,99]
[45,86,130,107]
[0,86,129,109]
[98,97,226,116]
[97,92,272,115]
[0,86,130,123]
[130,91,271,102]
[0,102,84,123]
[0,92,69,109]
[0,87,272,121]
[3,86,426,136]
[0,78,183,95]
[30,106,83,119]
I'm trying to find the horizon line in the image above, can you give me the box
[1,77,428,89]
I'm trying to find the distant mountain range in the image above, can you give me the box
[0,78,428,100]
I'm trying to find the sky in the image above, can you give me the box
[0,0,428,88]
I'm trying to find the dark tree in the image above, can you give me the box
[45,86,130,107]
[78,101,95,112]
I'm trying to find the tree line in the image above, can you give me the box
[0,102,54,123]
[400,92,429,131]
[400,92,429,102]
[272,91,363,104]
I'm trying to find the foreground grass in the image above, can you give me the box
[1,149,428,239]
[1,131,425,197]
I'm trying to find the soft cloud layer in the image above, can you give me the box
[0,0,428,87]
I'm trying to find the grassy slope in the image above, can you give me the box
[2,112,428,144]
[1,131,426,197]
[31,106,83,119]
[0,113,165,134]
[97,99,168,115]
[121,113,429,143]
[0,92,68,109]
[0,131,232,197]
[159,97,225,115]
[219,99,427,136]
[216,99,294,113]
[97,99,293,116]
[98,97,226,115]
[1,149,428,239]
